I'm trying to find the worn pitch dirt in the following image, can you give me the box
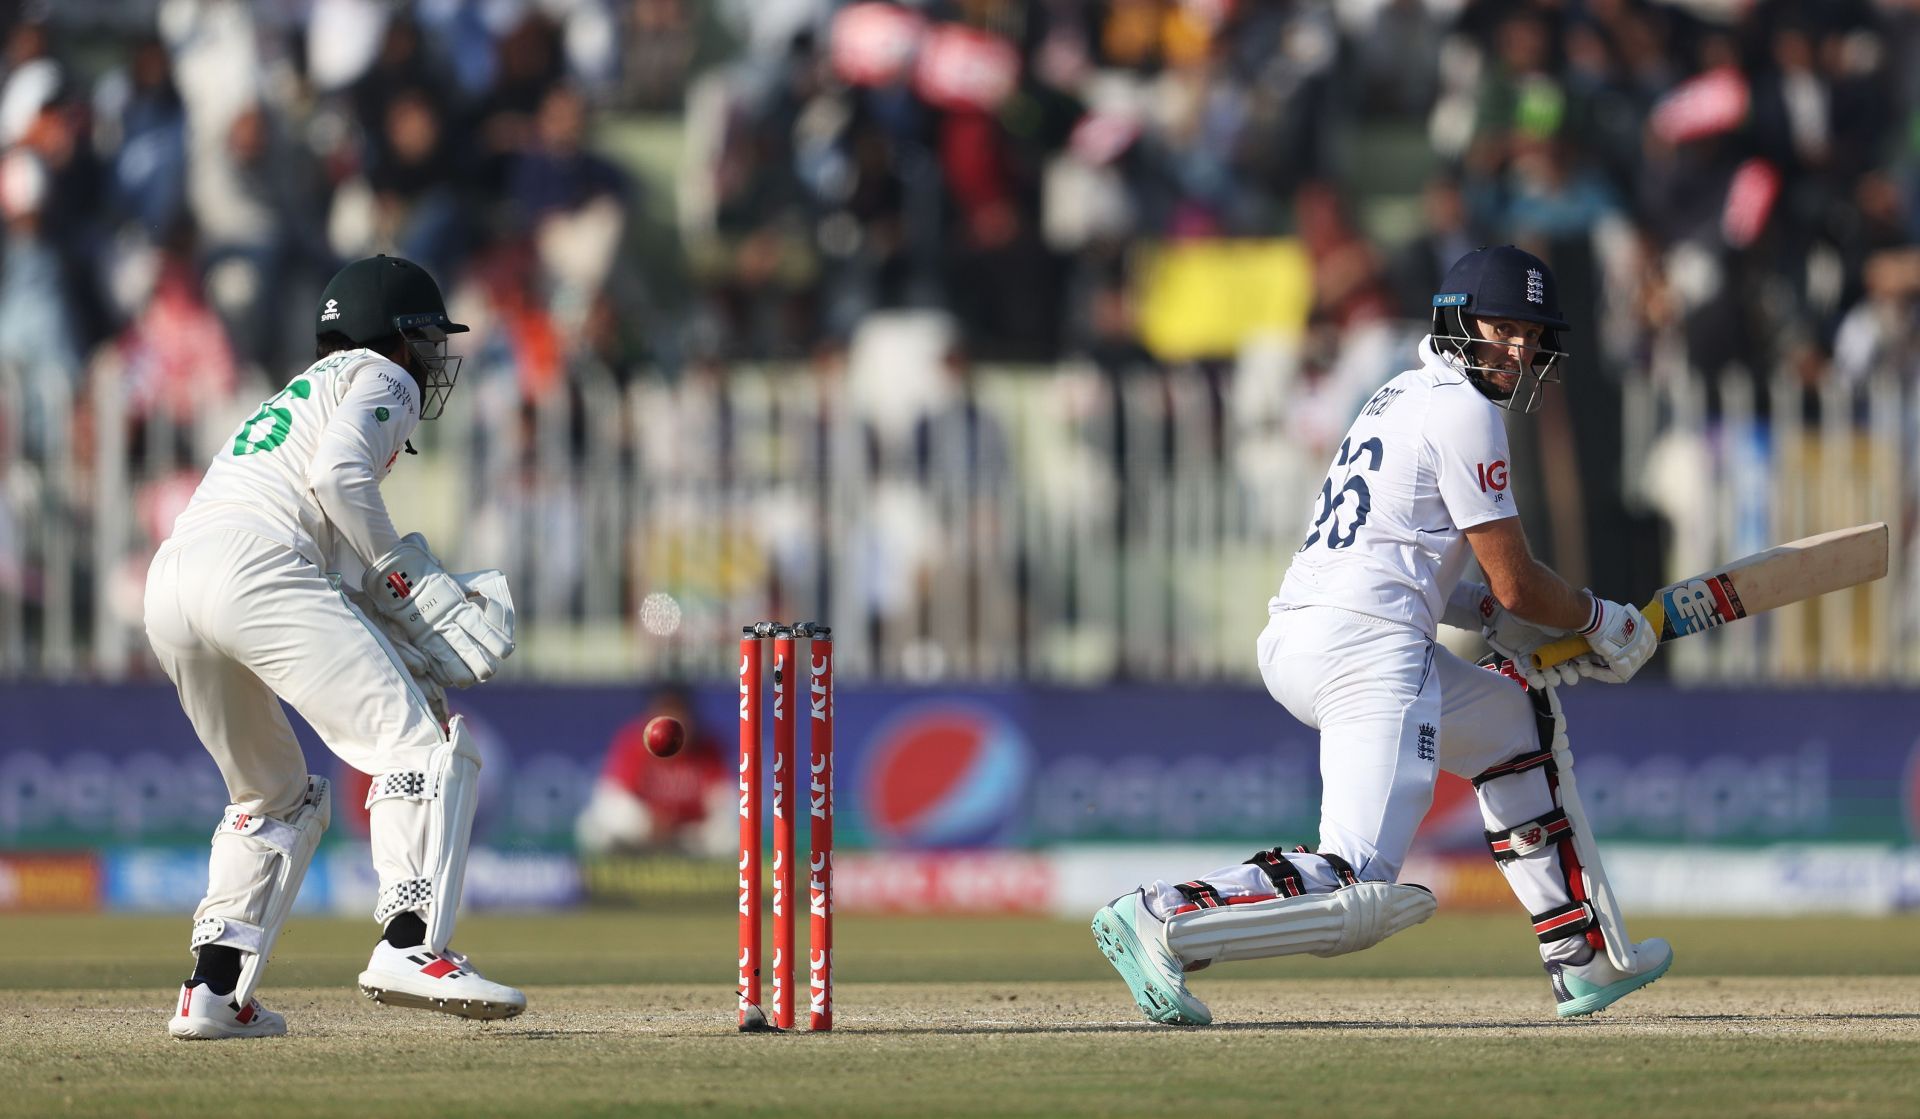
[6,978,1919,1118]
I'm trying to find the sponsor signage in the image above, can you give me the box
[0,852,101,911]
[3,683,1917,853]
[835,851,1054,914]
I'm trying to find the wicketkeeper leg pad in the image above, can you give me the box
[192,776,331,1009]
[367,715,481,953]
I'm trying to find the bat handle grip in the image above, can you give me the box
[1528,600,1666,671]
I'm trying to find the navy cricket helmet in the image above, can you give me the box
[317,255,468,420]
[1430,245,1570,413]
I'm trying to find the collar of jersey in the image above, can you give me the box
[1415,335,1468,385]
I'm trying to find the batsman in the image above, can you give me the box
[1094,246,1672,1024]
[144,256,525,1038]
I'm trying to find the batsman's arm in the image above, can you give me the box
[1462,518,1594,630]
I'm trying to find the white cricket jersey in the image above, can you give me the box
[1274,336,1516,636]
[170,349,421,568]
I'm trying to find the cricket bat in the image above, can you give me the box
[1529,522,1890,671]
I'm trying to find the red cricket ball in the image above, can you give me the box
[644,715,686,758]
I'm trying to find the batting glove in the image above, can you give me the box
[1575,594,1655,684]
[1480,594,1582,690]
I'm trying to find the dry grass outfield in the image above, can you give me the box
[2,914,1918,1117]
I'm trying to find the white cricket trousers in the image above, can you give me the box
[144,527,444,927]
[1142,603,1596,966]
[1257,604,1540,883]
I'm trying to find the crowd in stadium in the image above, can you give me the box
[0,2,1912,396]
[0,0,1915,673]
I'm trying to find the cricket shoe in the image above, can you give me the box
[168,981,286,1040]
[1092,889,1212,1026]
[358,942,527,1020]
[1547,937,1674,1019]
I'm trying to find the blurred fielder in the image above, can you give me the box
[1094,246,1671,1024]
[145,256,524,1039]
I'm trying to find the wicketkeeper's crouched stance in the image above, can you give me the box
[145,256,524,1039]
[1094,247,1673,1025]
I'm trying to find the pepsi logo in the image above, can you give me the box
[861,705,1031,848]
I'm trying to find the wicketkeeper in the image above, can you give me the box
[145,256,525,1039]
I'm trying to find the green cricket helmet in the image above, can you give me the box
[317,255,469,419]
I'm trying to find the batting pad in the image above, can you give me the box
[1550,724,1638,972]
[193,776,332,1009]
[1165,882,1437,965]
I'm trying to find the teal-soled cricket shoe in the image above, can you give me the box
[1091,889,1212,1026]
[1547,937,1673,1018]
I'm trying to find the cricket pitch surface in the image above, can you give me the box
[4,913,1917,1117]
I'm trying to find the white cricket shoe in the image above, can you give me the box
[358,942,527,1020]
[168,981,286,1040]
[1092,889,1213,1026]
[1547,937,1674,1018]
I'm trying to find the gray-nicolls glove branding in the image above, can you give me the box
[364,534,514,688]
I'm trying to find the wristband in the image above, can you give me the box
[1578,591,1603,636]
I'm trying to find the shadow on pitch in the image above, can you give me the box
[854,1020,1573,1036]
[1662,1012,1920,1023]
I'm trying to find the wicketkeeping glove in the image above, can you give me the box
[363,534,514,688]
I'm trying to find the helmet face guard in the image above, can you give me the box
[1430,305,1566,414]
[1429,246,1571,415]
[394,311,463,421]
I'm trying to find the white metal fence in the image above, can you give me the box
[2,348,1915,683]
[1620,363,1915,682]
